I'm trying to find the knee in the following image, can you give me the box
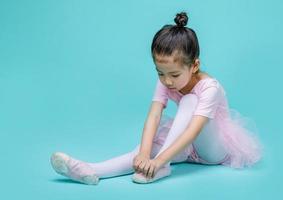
[179,94,198,107]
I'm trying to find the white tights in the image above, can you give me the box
[88,94,228,178]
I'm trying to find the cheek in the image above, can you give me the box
[177,76,190,87]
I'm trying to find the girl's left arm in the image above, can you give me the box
[155,115,209,166]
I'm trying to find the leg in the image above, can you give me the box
[132,94,199,183]
[154,94,198,163]
[187,119,229,165]
[88,144,141,178]
[50,138,170,184]
[50,144,141,185]
[88,138,188,179]
[50,95,198,185]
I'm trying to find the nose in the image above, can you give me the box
[164,77,173,87]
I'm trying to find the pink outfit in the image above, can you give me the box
[152,77,263,169]
[51,77,264,184]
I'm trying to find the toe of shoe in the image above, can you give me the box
[50,152,69,175]
[81,174,99,185]
[131,173,151,184]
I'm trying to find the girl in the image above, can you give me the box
[50,12,263,185]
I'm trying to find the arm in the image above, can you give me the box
[155,115,209,166]
[139,101,165,156]
[139,78,169,156]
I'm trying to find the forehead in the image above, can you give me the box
[154,55,184,73]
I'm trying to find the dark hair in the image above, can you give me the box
[151,12,200,72]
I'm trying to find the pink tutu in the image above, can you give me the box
[215,108,264,169]
[155,110,263,169]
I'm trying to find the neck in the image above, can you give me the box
[179,73,201,95]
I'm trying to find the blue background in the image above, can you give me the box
[0,0,282,199]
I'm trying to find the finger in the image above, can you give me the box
[150,165,157,179]
[141,160,150,175]
[133,160,142,172]
[137,161,145,173]
[144,162,151,177]
[147,165,155,179]
[139,161,147,174]
[151,169,155,179]
[133,160,137,170]
[143,161,151,177]
[133,164,138,172]
[149,162,157,179]
[133,158,139,165]
[135,160,142,170]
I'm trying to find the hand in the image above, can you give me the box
[140,158,164,179]
[143,158,163,178]
[133,153,150,174]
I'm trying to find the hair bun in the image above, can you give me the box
[174,12,188,27]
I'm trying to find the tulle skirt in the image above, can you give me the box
[216,108,264,169]
[155,109,264,169]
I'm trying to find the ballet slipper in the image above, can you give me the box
[50,152,99,185]
[131,166,171,184]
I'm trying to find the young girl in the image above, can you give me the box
[50,12,263,185]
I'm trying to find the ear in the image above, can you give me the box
[192,59,200,73]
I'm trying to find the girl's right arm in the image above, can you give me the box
[133,101,164,173]
[139,101,164,157]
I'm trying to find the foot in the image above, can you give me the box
[50,152,99,185]
[131,166,171,184]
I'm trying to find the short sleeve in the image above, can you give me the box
[193,86,221,119]
[152,79,168,109]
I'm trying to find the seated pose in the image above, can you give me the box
[50,12,263,185]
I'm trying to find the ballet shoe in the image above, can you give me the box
[50,152,99,185]
[131,166,171,184]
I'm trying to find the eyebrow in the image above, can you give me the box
[155,67,180,74]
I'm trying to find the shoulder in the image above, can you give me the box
[195,78,220,92]
[193,77,226,99]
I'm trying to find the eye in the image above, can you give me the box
[158,73,164,76]
[172,74,180,78]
